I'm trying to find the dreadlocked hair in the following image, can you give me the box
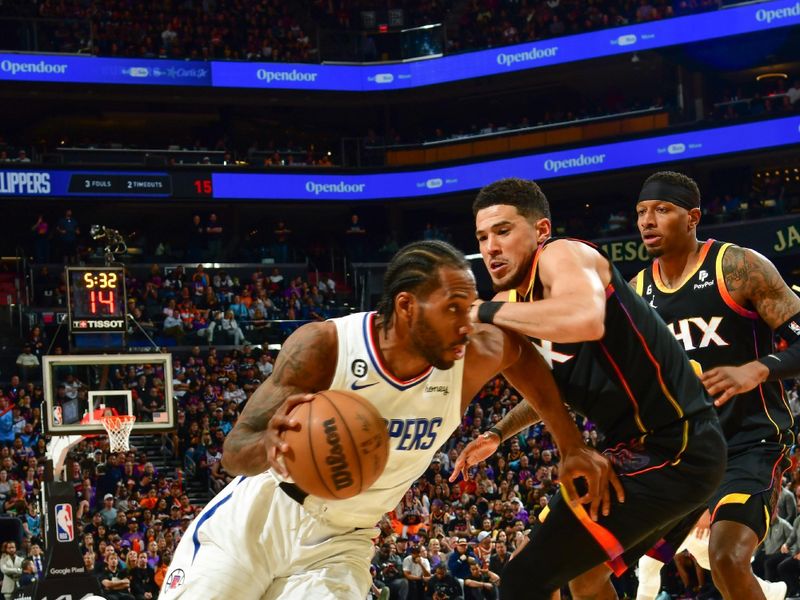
[375,240,470,332]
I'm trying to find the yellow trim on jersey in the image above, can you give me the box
[538,505,550,524]
[716,493,751,506]
[762,505,771,545]
[651,239,714,294]
[509,289,517,303]
[635,269,645,296]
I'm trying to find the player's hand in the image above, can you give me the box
[781,544,790,554]
[265,393,314,477]
[559,445,625,522]
[468,299,484,324]
[693,509,711,540]
[449,430,500,482]
[700,362,769,407]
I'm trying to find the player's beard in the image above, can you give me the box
[644,246,664,258]
[491,251,534,293]
[410,306,455,371]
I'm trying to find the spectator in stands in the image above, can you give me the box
[162,309,186,343]
[205,213,224,260]
[463,560,498,600]
[15,346,40,386]
[428,562,462,600]
[30,214,49,264]
[100,493,118,527]
[403,544,431,600]
[448,538,477,581]
[26,543,43,581]
[272,220,292,262]
[99,552,135,600]
[131,552,158,600]
[1,540,23,599]
[345,212,367,262]
[372,542,408,600]
[18,558,36,588]
[219,309,246,346]
[55,208,80,263]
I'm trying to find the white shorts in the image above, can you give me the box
[160,473,377,600]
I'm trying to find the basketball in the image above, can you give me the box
[281,390,390,500]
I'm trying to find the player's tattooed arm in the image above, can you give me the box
[722,245,800,328]
[702,246,800,405]
[222,321,337,476]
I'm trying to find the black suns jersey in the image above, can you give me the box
[636,239,793,450]
[511,238,714,464]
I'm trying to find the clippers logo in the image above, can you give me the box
[55,503,74,542]
[166,568,186,590]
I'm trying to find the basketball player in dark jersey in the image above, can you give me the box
[456,177,727,599]
[632,171,800,600]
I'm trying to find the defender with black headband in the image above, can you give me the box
[634,170,800,600]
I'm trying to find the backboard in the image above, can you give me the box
[43,353,175,435]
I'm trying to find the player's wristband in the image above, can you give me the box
[758,312,800,381]
[477,302,503,324]
[486,427,503,441]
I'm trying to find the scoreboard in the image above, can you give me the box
[0,170,213,199]
[66,267,127,333]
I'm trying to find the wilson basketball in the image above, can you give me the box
[281,389,390,500]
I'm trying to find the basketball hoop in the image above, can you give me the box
[101,415,136,452]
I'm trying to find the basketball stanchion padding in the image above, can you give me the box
[281,390,389,500]
[101,415,137,452]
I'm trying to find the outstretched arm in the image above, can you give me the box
[702,246,800,406]
[470,240,608,343]
[449,400,541,482]
[502,333,624,520]
[221,321,336,476]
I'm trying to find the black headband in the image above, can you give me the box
[638,180,699,210]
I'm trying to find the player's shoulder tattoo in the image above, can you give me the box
[722,245,797,325]
[271,321,336,387]
[720,245,752,296]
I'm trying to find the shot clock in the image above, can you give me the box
[66,267,127,332]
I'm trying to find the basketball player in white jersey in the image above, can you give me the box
[160,240,620,600]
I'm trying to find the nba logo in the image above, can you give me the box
[55,503,74,542]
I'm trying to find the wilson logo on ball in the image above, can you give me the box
[323,418,354,490]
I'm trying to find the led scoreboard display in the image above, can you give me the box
[66,267,127,333]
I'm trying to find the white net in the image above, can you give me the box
[101,415,137,452]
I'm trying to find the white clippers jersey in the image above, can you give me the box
[304,311,465,528]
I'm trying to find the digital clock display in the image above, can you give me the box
[67,267,127,333]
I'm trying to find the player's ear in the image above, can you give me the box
[395,292,414,324]
[687,207,701,230]
[534,218,551,243]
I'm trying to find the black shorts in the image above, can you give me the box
[500,416,726,599]
[648,440,791,559]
